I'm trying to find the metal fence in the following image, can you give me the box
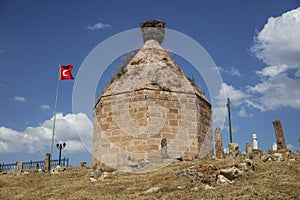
[0,157,69,173]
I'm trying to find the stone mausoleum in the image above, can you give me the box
[92,20,212,172]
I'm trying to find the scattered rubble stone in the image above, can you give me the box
[262,153,284,162]
[80,161,87,168]
[23,171,30,175]
[217,174,233,184]
[204,184,215,190]
[219,166,243,180]
[144,187,160,194]
[191,186,199,192]
[50,165,66,174]
[177,159,254,187]
[250,149,261,159]
[228,143,239,158]
[90,166,119,182]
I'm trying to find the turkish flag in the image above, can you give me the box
[60,65,74,80]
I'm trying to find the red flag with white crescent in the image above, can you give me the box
[60,65,74,80]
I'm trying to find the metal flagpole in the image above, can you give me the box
[51,67,61,155]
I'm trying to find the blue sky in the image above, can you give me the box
[0,0,300,166]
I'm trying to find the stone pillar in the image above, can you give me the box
[214,127,224,159]
[252,134,258,150]
[272,120,286,150]
[44,153,51,172]
[228,143,239,158]
[246,143,252,155]
[272,143,278,151]
[16,161,23,173]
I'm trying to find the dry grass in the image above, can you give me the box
[0,156,299,199]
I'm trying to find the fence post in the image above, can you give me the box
[35,163,39,172]
[44,153,51,172]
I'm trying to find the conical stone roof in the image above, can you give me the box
[101,20,206,100]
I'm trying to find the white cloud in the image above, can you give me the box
[218,66,241,76]
[229,67,241,76]
[214,8,300,114]
[238,107,253,118]
[244,100,265,112]
[251,7,300,67]
[0,113,93,154]
[217,83,249,106]
[295,69,300,78]
[256,65,289,78]
[40,104,50,110]
[212,106,227,125]
[247,73,300,110]
[87,22,111,30]
[14,96,26,102]
[247,7,300,111]
[213,83,253,127]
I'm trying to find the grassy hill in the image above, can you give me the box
[0,156,299,199]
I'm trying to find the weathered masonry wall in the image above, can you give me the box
[92,88,212,170]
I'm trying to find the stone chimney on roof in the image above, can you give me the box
[140,19,165,44]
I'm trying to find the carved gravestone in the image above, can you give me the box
[246,143,252,155]
[272,143,278,151]
[228,143,239,158]
[214,127,224,159]
[16,161,23,174]
[272,120,287,150]
[252,134,258,150]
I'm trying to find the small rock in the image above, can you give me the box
[273,153,283,161]
[101,172,111,180]
[80,161,87,168]
[235,163,248,171]
[93,167,103,179]
[261,154,271,162]
[90,177,98,182]
[144,187,160,194]
[90,171,94,177]
[204,184,214,190]
[177,186,185,190]
[217,174,233,184]
[245,159,255,171]
[191,187,199,192]
[23,171,30,175]
[219,166,243,180]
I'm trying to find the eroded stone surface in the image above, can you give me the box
[214,127,224,159]
[273,120,287,150]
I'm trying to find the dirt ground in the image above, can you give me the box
[0,155,299,200]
